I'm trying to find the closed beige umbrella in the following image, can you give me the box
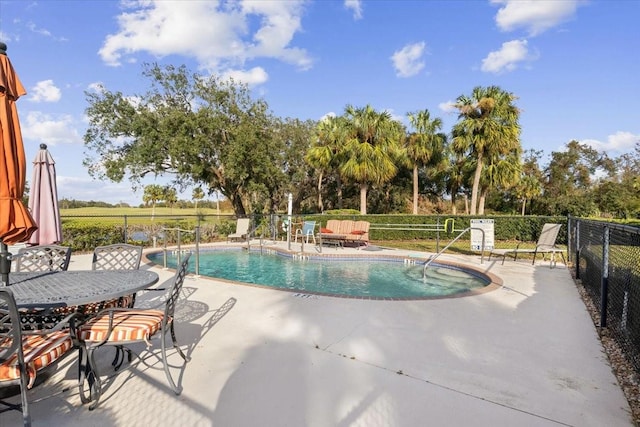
[28,144,62,245]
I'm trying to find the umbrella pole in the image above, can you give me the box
[0,242,10,286]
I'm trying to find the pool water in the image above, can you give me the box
[148,249,491,299]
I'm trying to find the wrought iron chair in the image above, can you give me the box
[92,243,143,307]
[0,288,74,427]
[91,244,144,369]
[72,253,191,410]
[15,245,71,272]
[13,245,72,332]
[92,243,142,271]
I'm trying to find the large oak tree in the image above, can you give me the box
[83,63,285,216]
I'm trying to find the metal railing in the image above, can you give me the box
[160,227,200,276]
[423,226,486,277]
[568,217,640,375]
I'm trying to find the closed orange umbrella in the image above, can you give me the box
[0,42,37,285]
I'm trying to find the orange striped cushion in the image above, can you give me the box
[0,331,73,388]
[77,310,165,343]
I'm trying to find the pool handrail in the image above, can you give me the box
[423,227,486,278]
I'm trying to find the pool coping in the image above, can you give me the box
[143,244,503,301]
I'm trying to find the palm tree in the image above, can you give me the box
[406,109,446,214]
[192,187,204,211]
[143,184,165,219]
[306,115,348,211]
[478,151,522,214]
[452,86,521,215]
[514,149,543,215]
[340,105,405,215]
[515,175,541,215]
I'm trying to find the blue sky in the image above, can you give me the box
[1,0,638,206]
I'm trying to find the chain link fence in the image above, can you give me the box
[568,217,640,375]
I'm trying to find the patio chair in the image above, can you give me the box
[14,245,74,332]
[294,221,316,244]
[227,218,251,242]
[0,288,74,427]
[72,253,191,410]
[91,243,144,369]
[15,245,71,272]
[489,223,566,267]
[92,243,142,271]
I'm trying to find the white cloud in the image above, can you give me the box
[581,131,640,154]
[0,31,12,43]
[391,42,426,78]
[99,0,312,80]
[28,80,61,103]
[344,0,363,20]
[438,100,457,114]
[481,39,530,73]
[221,67,269,87]
[319,112,337,122]
[21,111,82,146]
[87,82,104,93]
[26,21,52,38]
[26,20,68,42]
[491,0,582,36]
[384,108,405,124]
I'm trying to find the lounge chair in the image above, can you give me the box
[294,221,316,244]
[489,223,566,267]
[227,218,251,242]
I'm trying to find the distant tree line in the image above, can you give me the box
[82,63,640,219]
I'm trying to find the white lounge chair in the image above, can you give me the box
[227,218,251,242]
[489,223,566,267]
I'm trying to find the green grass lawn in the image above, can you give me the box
[60,206,229,216]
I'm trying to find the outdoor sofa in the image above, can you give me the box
[317,219,370,247]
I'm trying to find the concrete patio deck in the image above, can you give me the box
[2,241,633,426]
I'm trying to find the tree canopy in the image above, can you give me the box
[82,63,640,219]
[84,63,284,216]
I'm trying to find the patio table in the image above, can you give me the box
[6,270,159,309]
[5,269,160,406]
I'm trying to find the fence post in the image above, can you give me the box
[177,229,182,266]
[599,226,610,328]
[123,215,128,242]
[162,229,167,269]
[575,219,580,280]
[436,216,441,253]
[195,226,200,276]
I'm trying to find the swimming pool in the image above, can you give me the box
[147,248,499,299]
